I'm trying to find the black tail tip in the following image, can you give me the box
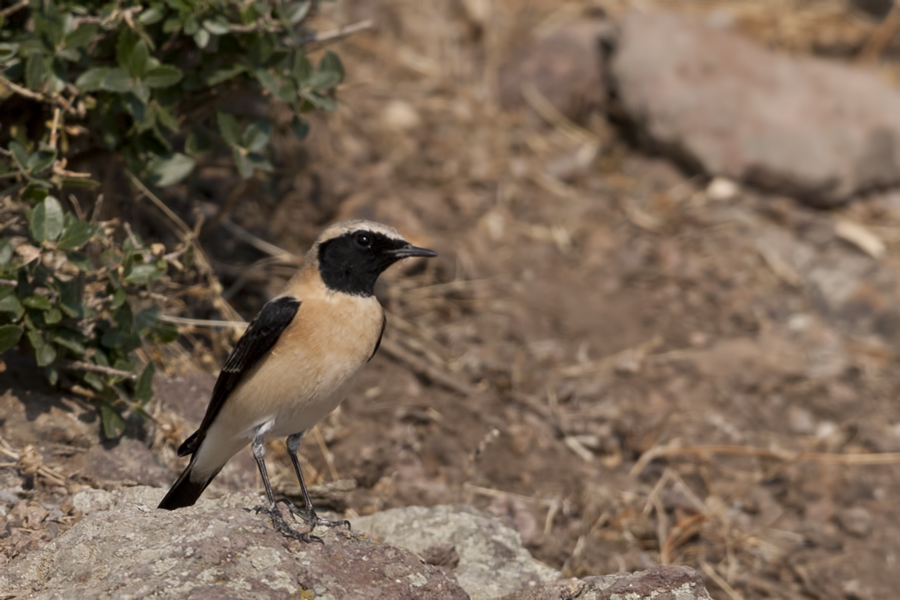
[158,472,210,510]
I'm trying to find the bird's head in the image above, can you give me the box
[313,220,437,296]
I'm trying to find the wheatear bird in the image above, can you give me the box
[158,220,436,540]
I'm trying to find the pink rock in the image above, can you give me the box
[611,10,900,207]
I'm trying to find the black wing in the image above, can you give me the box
[177,296,301,457]
[368,313,386,362]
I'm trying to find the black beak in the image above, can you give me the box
[389,244,438,259]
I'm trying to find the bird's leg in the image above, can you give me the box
[285,432,351,531]
[251,434,277,509]
[250,433,322,543]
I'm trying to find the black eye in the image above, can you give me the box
[355,232,372,248]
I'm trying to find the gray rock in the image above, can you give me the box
[1,487,468,599]
[497,566,712,600]
[353,504,560,599]
[611,10,900,207]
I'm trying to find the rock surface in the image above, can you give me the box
[498,566,712,600]
[2,489,714,600]
[1,487,468,600]
[353,504,560,599]
[611,10,900,207]
[498,18,611,123]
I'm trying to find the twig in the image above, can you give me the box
[0,434,69,487]
[857,0,900,63]
[0,74,44,101]
[311,425,339,482]
[48,106,62,150]
[462,482,555,506]
[126,170,242,323]
[0,0,28,18]
[700,561,745,600]
[126,171,192,238]
[220,219,299,261]
[630,441,900,477]
[159,315,247,329]
[61,360,137,380]
[0,279,15,287]
[379,337,472,396]
[521,81,599,146]
[292,20,373,46]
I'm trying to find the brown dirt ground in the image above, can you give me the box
[6,1,900,599]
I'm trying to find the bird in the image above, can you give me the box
[157,219,437,540]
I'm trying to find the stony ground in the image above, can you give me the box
[5,2,900,599]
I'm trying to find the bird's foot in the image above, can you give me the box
[250,504,323,544]
[278,500,351,532]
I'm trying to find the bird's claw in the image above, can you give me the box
[250,504,324,543]
[278,500,351,531]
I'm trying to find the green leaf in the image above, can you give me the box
[154,104,179,132]
[308,51,343,91]
[75,67,109,91]
[204,64,245,86]
[101,327,127,348]
[147,153,195,187]
[25,53,47,91]
[184,16,200,35]
[34,12,64,47]
[26,148,56,174]
[111,288,126,309]
[253,68,284,99]
[301,91,336,111]
[218,112,241,146]
[242,121,271,152]
[0,295,23,319]
[0,324,23,354]
[0,42,19,64]
[0,239,12,265]
[286,1,311,25]
[45,364,58,386]
[45,307,62,324]
[30,196,65,242]
[67,251,93,272]
[291,52,312,83]
[138,7,165,25]
[9,142,29,171]
[149,320,178,343]
[134,306,161,333]
[132,81,151,104]
[22,295,52,310]
[144,65,182,88]
[116,29,138,70]
[58,221,98,250]
[65,24,98,50]
[101,68,133,92]
[124,262,165,284]
[52,330,86,355]
[185,130,211,155]
[135,362,155,403]
[128,41,150,78]
[233,150,254,179]
[247,153,273,172]
[27,329,56,366]
[203,16,230,35]
[101,404,127,440]
[194,28,210,49]
[60,177,101,189]
[84,371,104,390]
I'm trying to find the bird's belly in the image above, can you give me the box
[214,293,382,443]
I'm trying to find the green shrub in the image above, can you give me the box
[0,0,345,436]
